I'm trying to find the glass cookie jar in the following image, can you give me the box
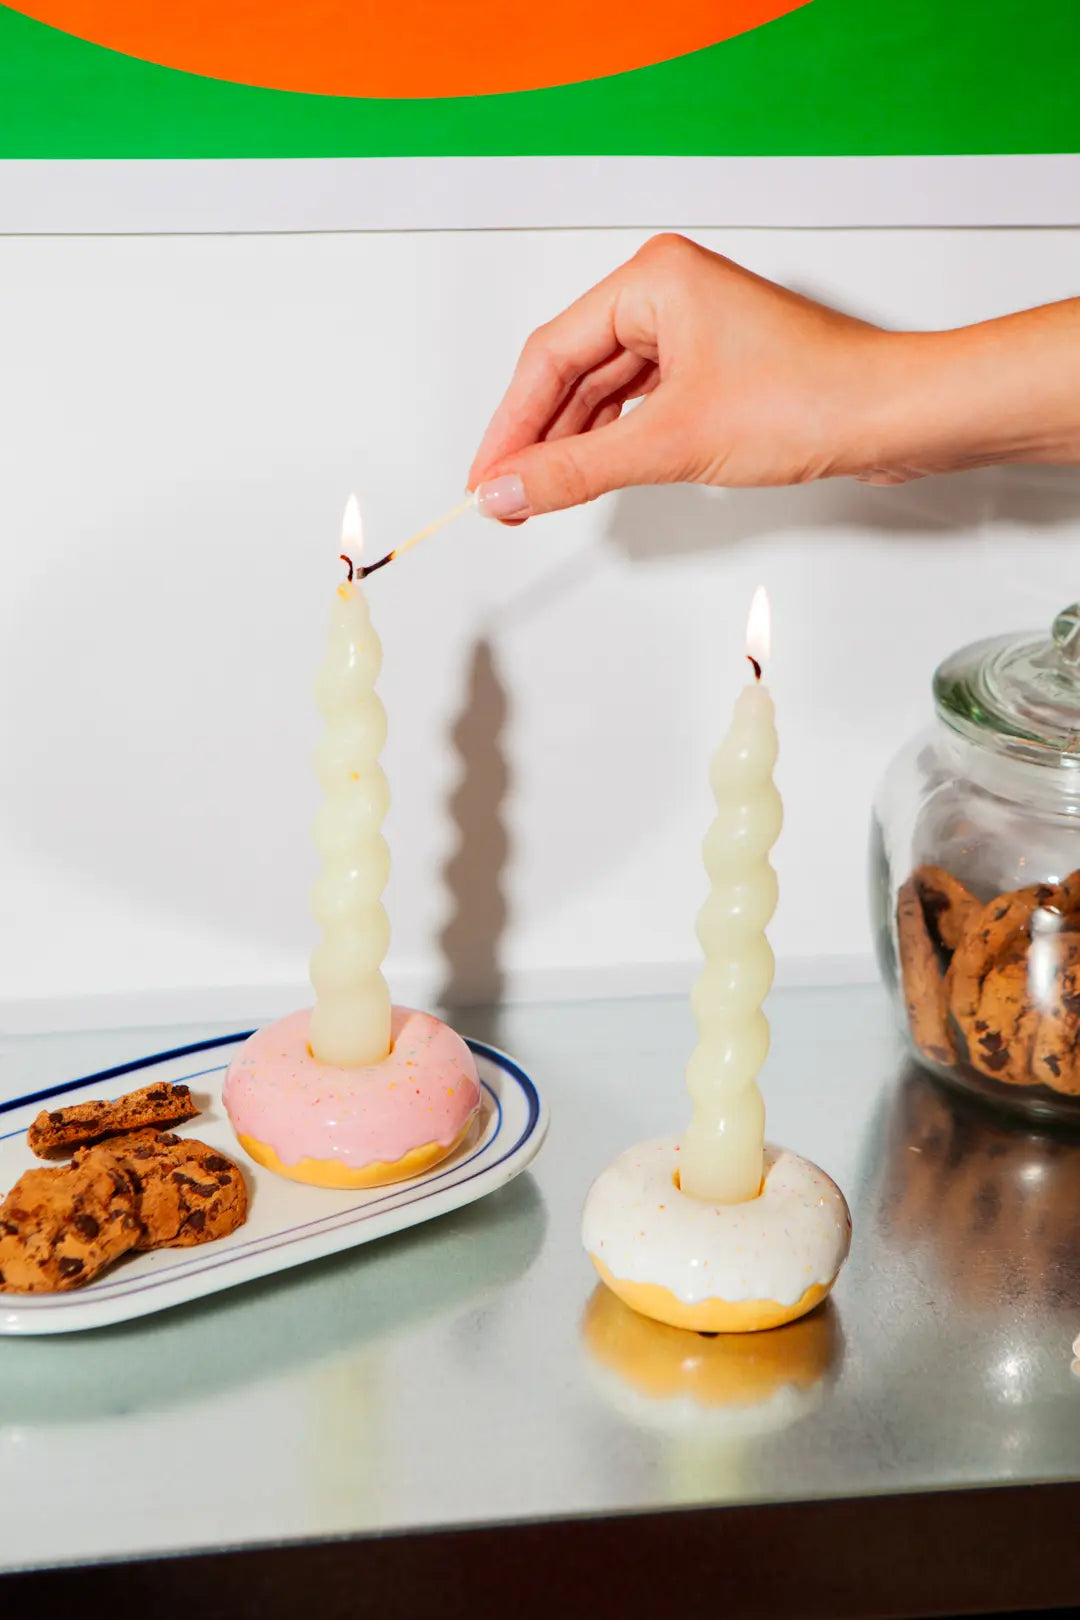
[871,604,1080,1122]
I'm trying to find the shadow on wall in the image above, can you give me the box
[603,465,1080,564]
[438,636,511,1018]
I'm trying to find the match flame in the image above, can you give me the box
[746,585,771,669]
[341,493,364,558]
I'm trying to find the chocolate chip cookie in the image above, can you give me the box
[910,863,980,953]
[897,876,956,1065]
[80,1131,247,1249]
[0,1153,142,1292]
[28,1081,199,1159]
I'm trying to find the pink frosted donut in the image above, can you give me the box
[223,1006,482,1188]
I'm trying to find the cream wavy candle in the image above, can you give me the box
[307,495,393,1068]
[680,586,781,1204]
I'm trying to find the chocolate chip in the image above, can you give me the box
[146,1088,168,1101]
[184,1208,206,1233]
[0,1221,18,1237]
[48,1111,65,1124]
[156,1133,180,1146]
[172,1172,216,1197]
[72,1214,100,1240]
[58,1256,84,1278]
[174,1086,191,1099]
[216,1174,231,1188]
[204,1156,234,1175]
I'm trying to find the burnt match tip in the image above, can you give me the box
[357,550,395,580]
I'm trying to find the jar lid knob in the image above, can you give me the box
[1052,603,1080,667]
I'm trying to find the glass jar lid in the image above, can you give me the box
[934,603,1080,769]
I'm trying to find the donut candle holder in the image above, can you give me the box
[582,1136,851,1335]
[223,1005,482,1189]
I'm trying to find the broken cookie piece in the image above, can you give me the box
[28,1081,199,1159]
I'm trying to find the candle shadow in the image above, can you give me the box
[437,636,511,1016]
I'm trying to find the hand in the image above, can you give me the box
[468,234,897,520]
[468,234,1080,521]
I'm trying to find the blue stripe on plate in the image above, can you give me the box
[0,1031,256,1119]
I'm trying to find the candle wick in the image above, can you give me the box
[747,655,762,682]
[339,554,355,583]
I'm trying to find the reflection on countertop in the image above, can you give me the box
[875,1063,1080,1312]
[2,988,1080,1571]
[0,1172,546,1426]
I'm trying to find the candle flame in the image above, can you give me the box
[745,585,771,669]
[341,493,364,559]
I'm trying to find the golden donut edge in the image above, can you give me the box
[589,1254,836,1333]
[237,1116,475,1189]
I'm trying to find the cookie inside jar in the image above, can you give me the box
[875,604,1080,1123]
[898,863,1080,1109]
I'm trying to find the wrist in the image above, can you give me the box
[852,305,1080,478]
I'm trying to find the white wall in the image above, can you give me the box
[1,226,1078,1027]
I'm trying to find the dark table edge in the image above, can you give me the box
[4,1478,1080,1620]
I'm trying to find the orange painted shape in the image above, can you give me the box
[7,1,811,98]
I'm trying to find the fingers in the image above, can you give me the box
[468,264,654,488]
[544,354,658,443]
[475,393,679,518]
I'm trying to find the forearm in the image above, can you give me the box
[470,237,1080,514]
[861,298,1080,479]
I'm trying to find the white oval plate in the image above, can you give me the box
[0,1031,547,1335]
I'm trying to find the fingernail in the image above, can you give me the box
[475,474,530,521]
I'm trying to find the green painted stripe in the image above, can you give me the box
[0,0,1077,158]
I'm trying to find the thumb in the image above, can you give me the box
[475,399,676,520]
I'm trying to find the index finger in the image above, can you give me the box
[468,271,627,488]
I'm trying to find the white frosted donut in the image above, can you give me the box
[582,1136,851,1333]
